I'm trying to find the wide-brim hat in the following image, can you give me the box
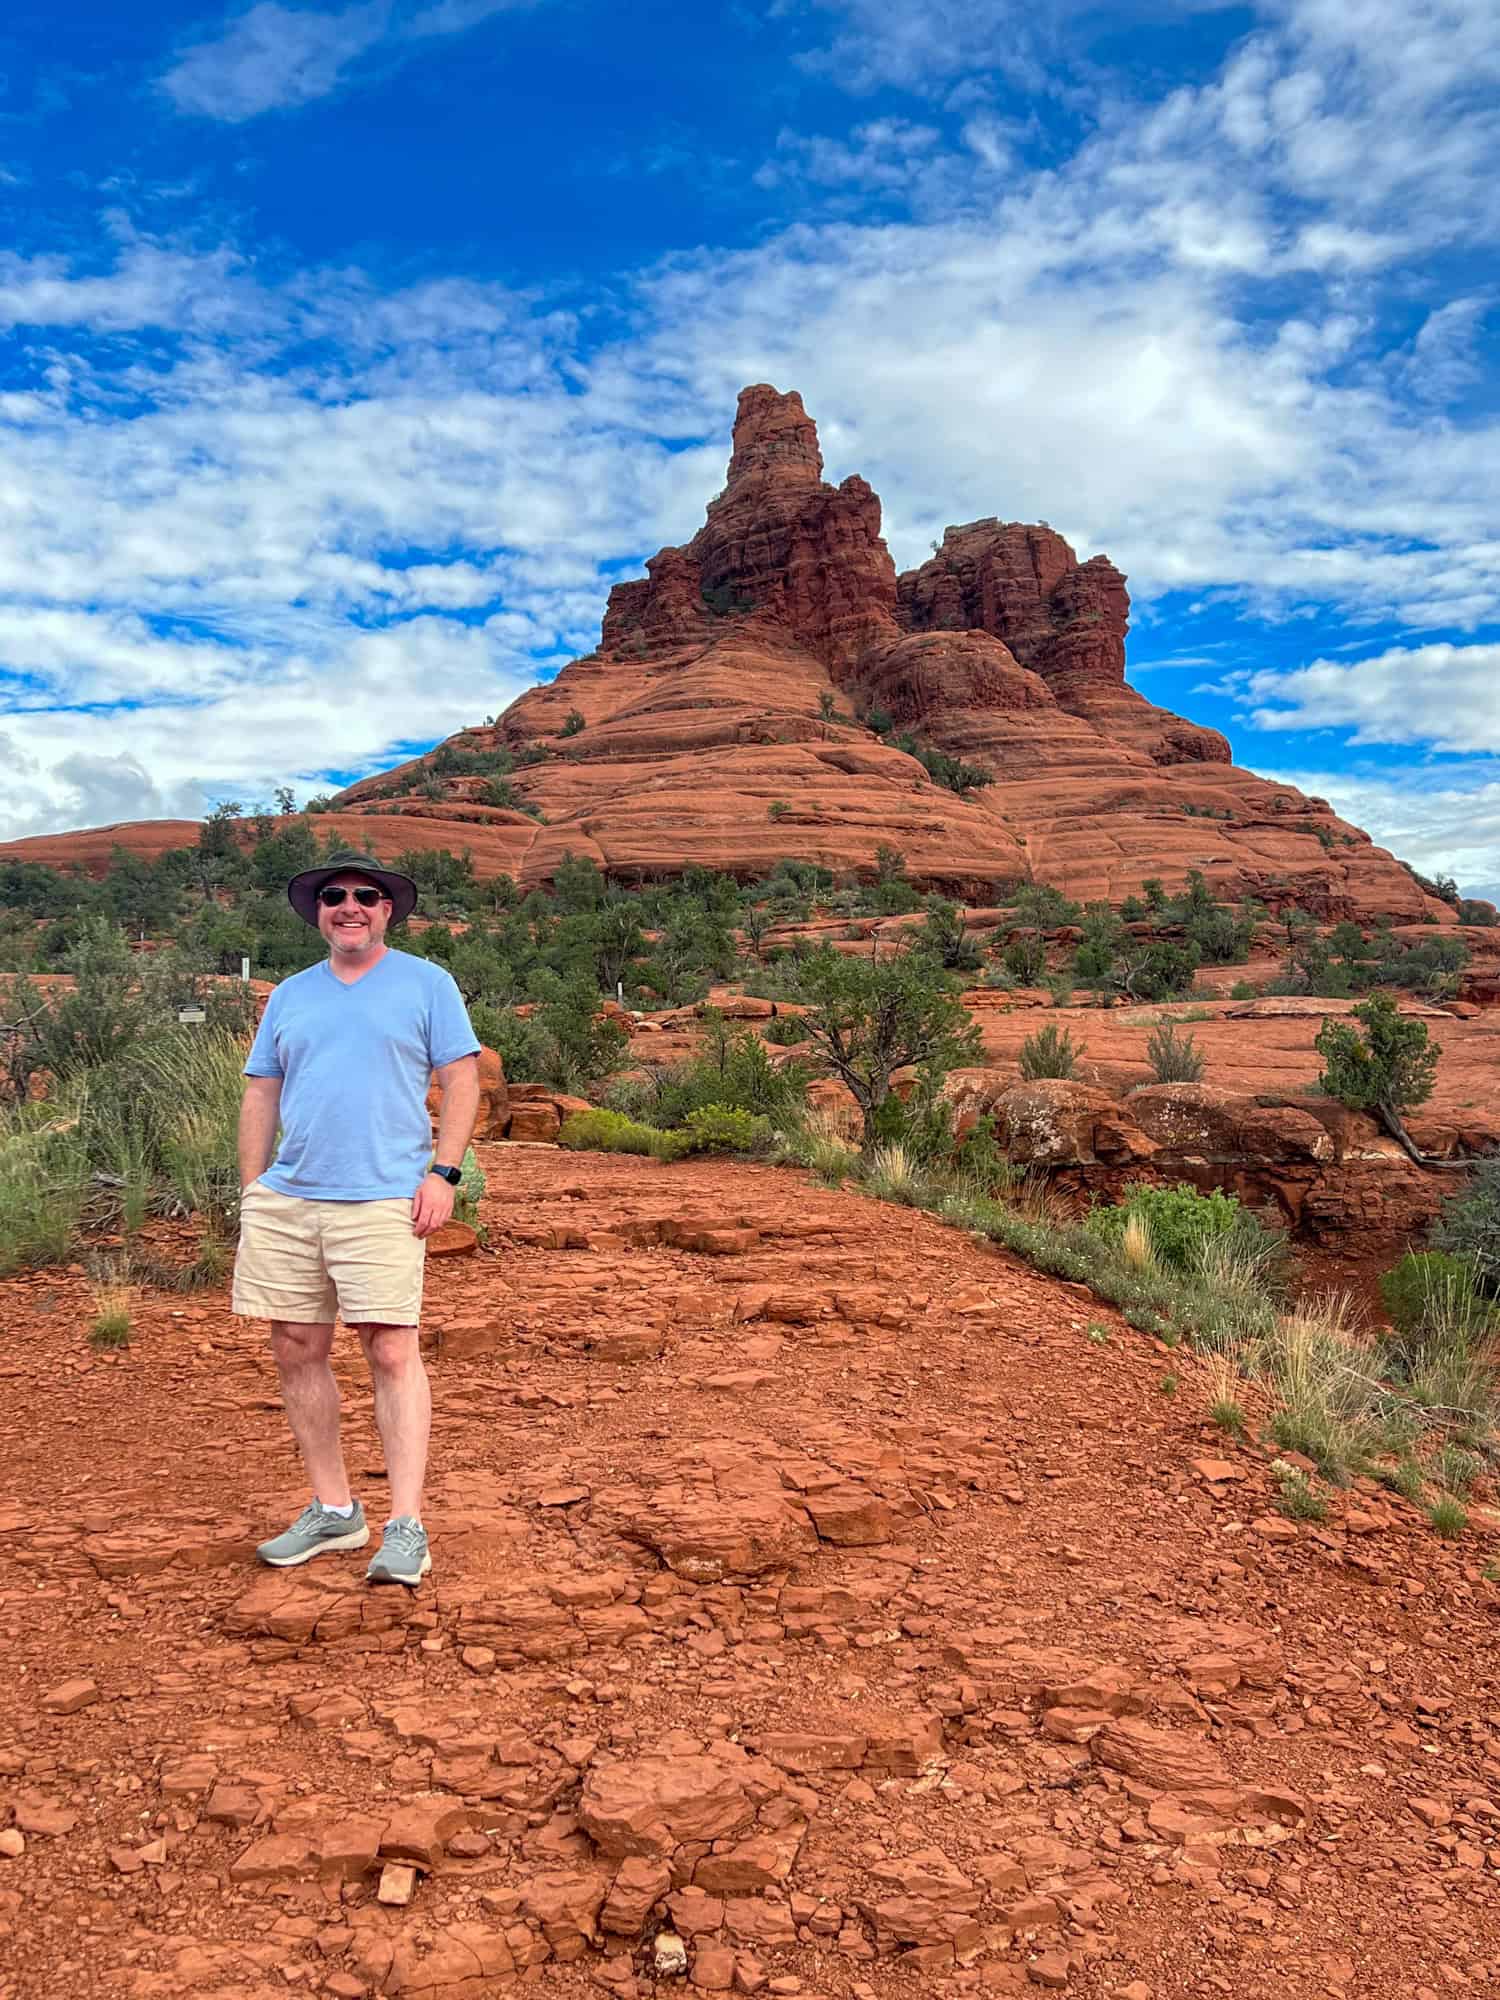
[287,851,419,928]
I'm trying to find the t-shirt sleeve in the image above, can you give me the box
[427,968,482,1069]
[244,989,283,1078]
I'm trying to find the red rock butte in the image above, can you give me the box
[0,385,1450,923]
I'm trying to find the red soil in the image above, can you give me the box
[4,1147,1499,2000]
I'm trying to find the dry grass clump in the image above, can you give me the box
[860,1141,928,1206]
[89,1276,134,1350]
[1121,1211,1154,1272]
[1257,1293,1380,1484]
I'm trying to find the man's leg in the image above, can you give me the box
[358,1325,430,1522]
[270,1320,353,1507]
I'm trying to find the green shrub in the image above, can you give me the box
[1084,1182,1261,1275]
[1274,1467,1328,1520]
[680,1104,773,1155]
[1428,1497,1467,1538]
[1229,980,1258,1000]
[768,801,792,821]
[558,1109,688,1161]
[559,708,586,737]
[0,1097,88,1275]
[1379,1250,1483,1335]
[1018,1024,1078,1080]
[1315,992,1439,1116]
[763,1014,808,1045]
[454,1148,485,1228]
[1432,1159,1500,1294]
[953,1114,1019,1196]
[1145,1021,1204,1083]
[472,1002,551,1084]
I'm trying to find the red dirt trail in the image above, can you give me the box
[2,1146,1498,2000]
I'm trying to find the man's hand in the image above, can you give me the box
[412,1172,457,1239]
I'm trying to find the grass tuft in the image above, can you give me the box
[1427,1497,1467,1539]
[1274,1464,1328,1521]
[89,1278,133,1351]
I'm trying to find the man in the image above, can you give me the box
[232,850,481,1586]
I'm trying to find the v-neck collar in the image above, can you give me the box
[321,948,392,991]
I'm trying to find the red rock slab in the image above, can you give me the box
[578,1753,756,1859]
[754,1731,868,1773]
[424,1220,478,1257]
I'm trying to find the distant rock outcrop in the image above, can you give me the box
[0,385,1450,922]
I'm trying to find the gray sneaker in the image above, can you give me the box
[255,1500,369,1568]
[365,1516,431,1587]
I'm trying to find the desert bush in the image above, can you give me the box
[471,1002,551,1084]
[1260,1294,1378,1483]
[680,1104,773,1155]
[1316,992,1439,1121]
[859,1140,930,1206]
[793,942,980,1145]
[454,1148,485,1228]
[953,1114,1019,1197]
[1084,1183,1267,1277]
[1145,1021,1204,1083]
[1379,1250,1485,1337]
[1275,1466,1328,1520]
[773,1104,859,1184]
[0,1092,88,1275]
[1018,1024,1078,1080]
[763,1014,808,1045]
[557,1109,688,1161]
[1432,1159,1500,1294]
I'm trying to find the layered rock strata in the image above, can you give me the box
[1,385,1449,921]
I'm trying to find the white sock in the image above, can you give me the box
[320,1498,355,1518]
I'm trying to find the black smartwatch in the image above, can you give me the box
[431,1162,462,1186]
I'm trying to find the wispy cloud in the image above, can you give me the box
[1239,643,1500,754]
[1262,763,1500,903]
[161,0,536,121]
[4,0,1498,841]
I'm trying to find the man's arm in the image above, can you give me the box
[412,1053,481,1238]
[239,1075,283,1188]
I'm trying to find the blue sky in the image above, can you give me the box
[2,0,1498,894]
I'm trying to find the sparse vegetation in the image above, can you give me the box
[1316,993,1439,1141]
[557,1109,689,1160]
[1145,1020,1205,1084]
[1428,1497,1467,1538]
[679,1104,773,1155]
[1274,1465,1329,1521]
[89,1279,133,1351]
[1018,1024,1078,1080]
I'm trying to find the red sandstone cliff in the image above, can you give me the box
[0,385,1451,922]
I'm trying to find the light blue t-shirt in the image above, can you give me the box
[245,949,480,1201]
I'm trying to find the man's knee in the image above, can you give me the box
[270,1320,335,1370]
[360,1324,421,1378]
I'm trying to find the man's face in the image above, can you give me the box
[316,873,393,955]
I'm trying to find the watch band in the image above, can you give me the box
[432,1163,462,1186]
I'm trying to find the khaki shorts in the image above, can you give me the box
[232,1182,425,1325]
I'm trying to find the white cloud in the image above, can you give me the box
[161,0,536,121]
[1263,765,1500,905]
[162,3,391,120]
[6,0,1500,842]
[0,617,540,839]
[1241,643,1500,754]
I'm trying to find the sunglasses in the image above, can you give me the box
[318,885,387,908]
